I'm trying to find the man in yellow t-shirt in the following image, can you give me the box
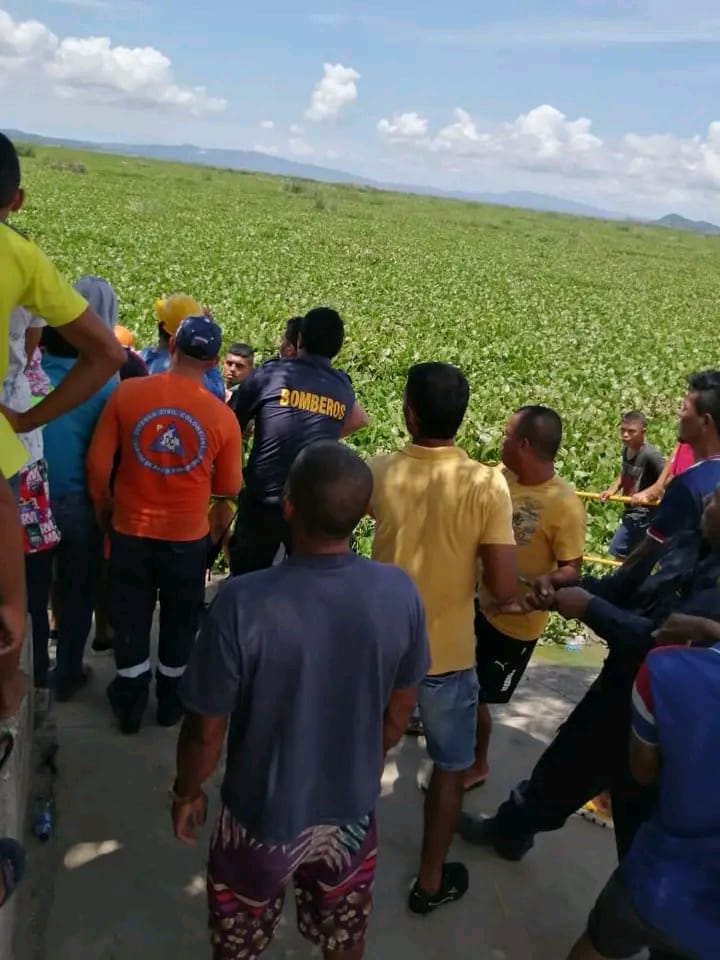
[0,132,124,717]
[369,362,517,916]
[0,133,125,459]
[468,406,586,790]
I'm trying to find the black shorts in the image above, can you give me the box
[474,608,538,704]
[228,493,290,577]
[587,869,697,959]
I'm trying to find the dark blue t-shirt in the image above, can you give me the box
[648,456,720,543]
[179,553,430,843]
[230,355,356,505]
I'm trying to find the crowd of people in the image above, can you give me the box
[0,130,718,959]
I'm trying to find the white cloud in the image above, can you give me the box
[260,119,275,129]
[289,137,314,157]
[377,101,720,201]
[0,8,226,114]
[253,143,280,155]
[306,62,359,121]
[289,122,304,135]
[378,112,428,140]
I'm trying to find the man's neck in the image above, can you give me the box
[691,436,720,461]
[170,360,207,384]
[515,461,555,485]
[411,436,455,449]
[290,533,351,556]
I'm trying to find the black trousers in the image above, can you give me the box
[26,549,55,686]
[493,668,657,861]
[228,492,291,577]
[109,531,207,696]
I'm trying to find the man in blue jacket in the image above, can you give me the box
[459,512,720,864]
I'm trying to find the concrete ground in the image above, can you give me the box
[20,642,621,960]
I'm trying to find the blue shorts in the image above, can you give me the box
[417,668,479,771]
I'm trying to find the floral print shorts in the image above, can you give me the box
[207,805,377,958]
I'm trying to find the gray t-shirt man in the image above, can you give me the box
[180,552,430,844]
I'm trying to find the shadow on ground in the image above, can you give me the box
[19,654,617,960]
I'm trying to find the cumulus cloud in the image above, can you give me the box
[378,111,428,140]
[377,100,720,201]
[260,119,275,129]
[306,62,359,121]
[0,8,226,114]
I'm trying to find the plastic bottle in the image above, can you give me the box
[32,795,55,842]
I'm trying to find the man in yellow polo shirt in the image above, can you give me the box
[370,362,517,916]
[467,406,586,790]
[0,133,125,460]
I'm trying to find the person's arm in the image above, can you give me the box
[601,473,622,501]
[211,414,243,498]
[384,586,431,756]
[86,391,121,531]
[0,472,26,659]
[533,495,587,603]
[629,659,661,786]
[477,472,518,603]
[173,586,244,844]
[229,368,264,432]
[652,612,720,647]
[340,401,369,438]
[0,308,124,434]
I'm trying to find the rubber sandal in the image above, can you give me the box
[0,839,25,908]
[0,732,14,777]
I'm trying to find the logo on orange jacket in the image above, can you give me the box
[132,407,207,475]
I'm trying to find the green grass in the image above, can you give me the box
[14,143,720,561]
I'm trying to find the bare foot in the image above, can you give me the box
[0,670,31,720]
[463,765,489,791]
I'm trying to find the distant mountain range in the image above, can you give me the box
[5,128,720,232]
[651,213,720,235]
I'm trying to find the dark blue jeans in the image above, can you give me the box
[109,531,208,698]
[51,494,102,687]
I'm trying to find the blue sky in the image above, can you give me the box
[3,0,720,216]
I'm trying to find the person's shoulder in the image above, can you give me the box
[357,556,421,599]
[465,459,508,492]
[0,220,31,252]
[546,473,582,505]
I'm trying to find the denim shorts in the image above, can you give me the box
[417,668,479,771]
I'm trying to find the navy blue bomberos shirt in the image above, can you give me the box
[230,355,356,506]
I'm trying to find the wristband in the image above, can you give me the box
[169,781,200,805]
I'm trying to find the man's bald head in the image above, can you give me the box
[286,441,373,541]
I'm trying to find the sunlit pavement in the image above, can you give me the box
[24,641,619,960]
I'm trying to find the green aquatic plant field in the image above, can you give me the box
[14,143,720,556]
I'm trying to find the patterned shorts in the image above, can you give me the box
[207,805,377,959]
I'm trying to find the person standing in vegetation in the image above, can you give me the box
[228,307,368,575]
[141,294,226,401]
[88,316,242,734]
[369,362,517,915]
[279,315,303,358]
[223,342,254,401]
[468,406,586,790]
[602,412,665,559]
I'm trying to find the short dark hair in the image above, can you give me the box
[0,133,21,208]
[287,440,373,540]
[227,342,254,359]
[515,405,563,461]
[405,362,469,440]
[300,307,344,359]
[622,410,647,428]
[284,316,303,348]
[41,325,78,359]
[689,370,720,430]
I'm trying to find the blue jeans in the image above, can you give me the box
[417,668,479,771]
[51,495,102,686]
[609,516,650,560]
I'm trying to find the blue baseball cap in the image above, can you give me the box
[175,315,222,360]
